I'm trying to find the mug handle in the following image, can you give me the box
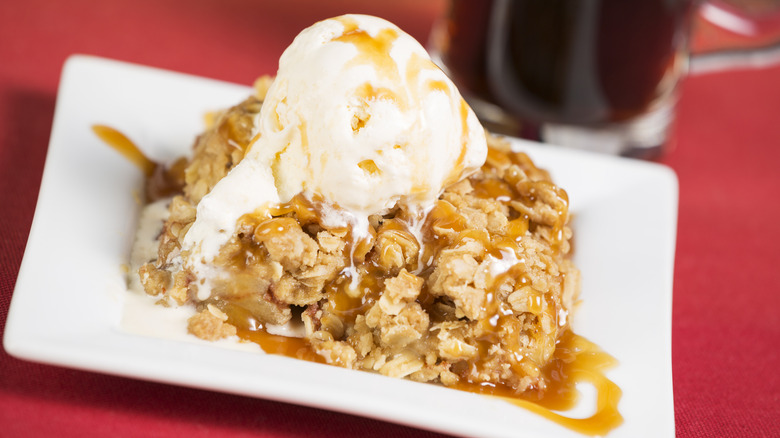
[691,0,780,73]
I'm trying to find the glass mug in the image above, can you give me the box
[430,0,780,157]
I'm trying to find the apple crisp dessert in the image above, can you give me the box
[136,82,579,397]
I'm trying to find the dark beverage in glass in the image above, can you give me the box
[432,0,695,156]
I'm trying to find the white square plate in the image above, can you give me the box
[4,55,678,438]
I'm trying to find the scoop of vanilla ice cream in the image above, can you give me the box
[255,14,486,214]
[182,14,486,278]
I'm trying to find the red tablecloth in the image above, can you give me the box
[1,1,778,437]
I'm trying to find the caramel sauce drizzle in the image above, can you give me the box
[453,331,623,435]
[92,124,185,201]
[207,299,325,363]
[92,124,156,176]
[424,79,450,93]
[354,82,404,110]
[444,98,472,187]
[333,16,400,83]
[236,328,325,363]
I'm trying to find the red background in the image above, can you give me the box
[1,1,778,437]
